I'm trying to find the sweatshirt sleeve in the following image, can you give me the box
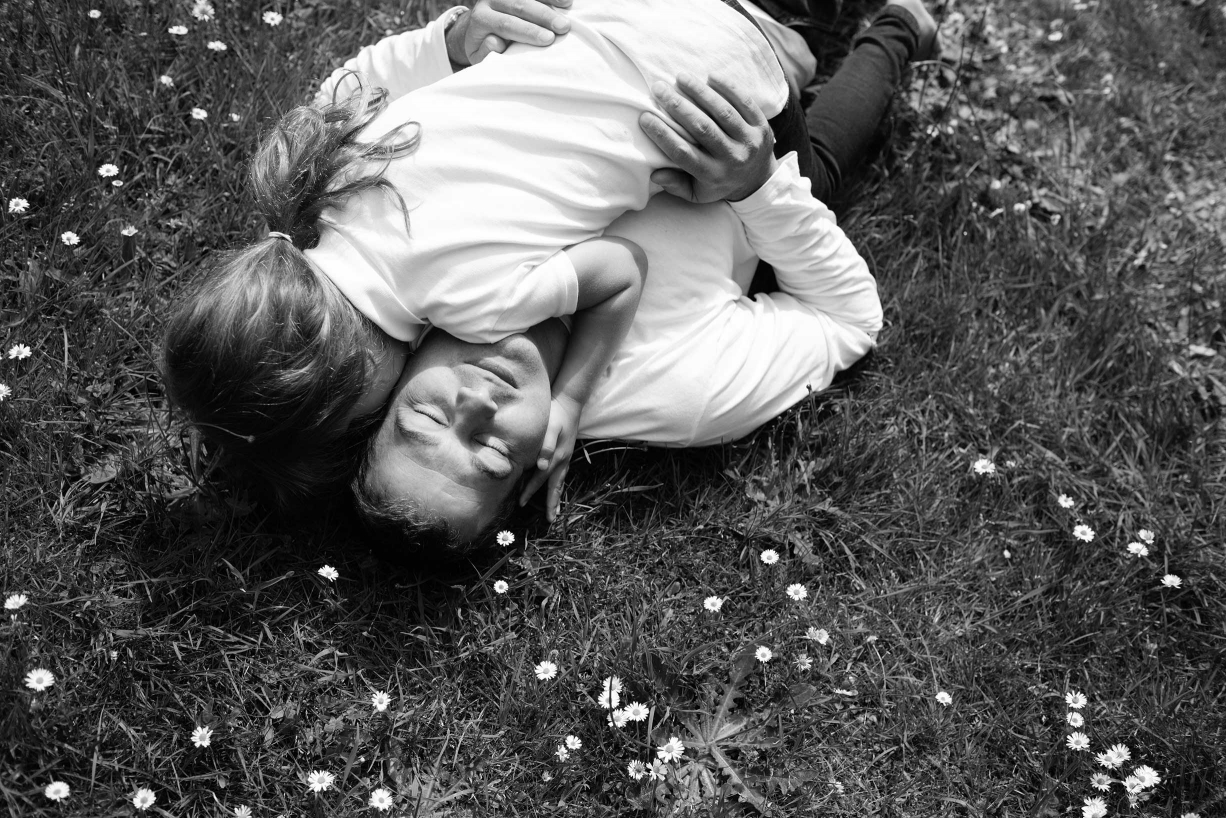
[314,8,459,106]
[683,154,883,445]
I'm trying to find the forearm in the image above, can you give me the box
[553,238,647,410]
[730,155,882,338]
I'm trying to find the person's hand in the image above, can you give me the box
[448,0,573,68]
[639,72,778,204]
[518,395,581,521]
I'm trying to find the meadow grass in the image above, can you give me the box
[1,0,1224,815]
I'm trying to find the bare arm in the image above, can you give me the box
[519,237,647,517]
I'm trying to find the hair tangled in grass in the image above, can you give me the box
[161,78,420,506]
[350,453,517,559]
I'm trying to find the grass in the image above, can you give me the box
[2,0,1224,815]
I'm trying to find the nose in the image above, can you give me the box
[456,385,497,421]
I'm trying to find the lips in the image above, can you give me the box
[474,358,518,389]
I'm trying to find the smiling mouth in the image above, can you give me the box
[474,359,518,388]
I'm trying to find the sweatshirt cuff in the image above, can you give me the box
[729,152,807,214]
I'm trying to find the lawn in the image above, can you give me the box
[1,0,1224,816]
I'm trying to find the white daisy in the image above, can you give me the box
[306,770,334,792]
[598,676,621,709]
[263,10,284,26]
[159,75,174,87]
[972,457,996,475]
[190,0,215,21]
[564,735,581,751]
[623,701,649,722]
[785,583,808,601]
[190,725,213,747]
[44,781,70,801]
[609,708,629,728]
[754,645,772,663]
[8,197,29,214]
[97,163,119,177]
[229,113,241,122]
[534,660,558,681]
[1096,743,1130,769]
[1065,691,1087,709]
[132,788,156,810]
[656,736,684,762]
[759,549,779,565]
[191,107,209,120]
[1122,774,1143,794]
[1131,764,1160,789]
[648,760,668,781]
[1066,711,1084,728]
[168,25,188,35]
[88,9,101,18]
[1066,732,1090,751]
[1138,529,1155,544]
[1013,202,1030,215]
[493,580,509,594]
[370,690,391,712]
[4,592,28,609]
[1081,796,1107,818]
[1161,574,1182,588]
[1089,772,1111,791]
[1057,494,1075,508]
[234,806,253,818]
[496,530,514,546]
[368,787,393,811]
[806,627,830,645]
[1126,542,1148,557]
[61,231,80,246]
[703,595,724,612]
[0,384,11,402]
[794,653,812,671]
[554,745,569,762]
[627,760,647,780]
[1072,524,1095,542]
[206,40,228,51]
[935,691,952,705]
[24,668,55,692]
[120,226,137,237]
[317,564,338,581]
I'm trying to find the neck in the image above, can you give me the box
[524,319,570,382]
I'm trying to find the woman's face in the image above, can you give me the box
[363,323,563,540]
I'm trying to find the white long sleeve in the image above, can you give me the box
[314,10,457,106]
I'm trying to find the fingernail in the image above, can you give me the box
[552,19,570,33]
[651,81,670,98]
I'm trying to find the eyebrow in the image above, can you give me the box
[397,421,512,481]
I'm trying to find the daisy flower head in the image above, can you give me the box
[97,163,119,178]
[1066,732,1090,751]
[168,25,188,35]
[1138,528,1155,544]
[972,457,996,475]
[1089,772,1111,791]
[564,734,581,751]
[806,626,831,645]
[317,564,338,581]
[492,579,509,594]
[306,770,335,793]
[609,708,629,728]
[794,653,812,671]
[44,781,70,801]
[0,384,11,401]
[132,788,156,811]
[785,583,808,601]
[754,645,773,663]
[623,701,649,722]
[159,74,174,87]
[1082,796,1107,818]
[369,787,393,811]
[4,592,28,609]
[229,112,241,122]
[496,530,514,546]
[263,10,284,26]
[8,197,29,214]
[190,725,213,747]
[191,0,215,21]
[120,225,137,237]
[598,676,622,709]
[1161,574,1182,588]
[191,107,209,120]
[1122,775,1143,795]
[61,231,80,246]
[1131,764,1160,789]
[207,40,228,51]
[657,736,684,762]
[1066,711,1084,728]
[935,691,952,706]
[1073,524,1095,542]
[649,759,668,781]
[234,807,253,818]
[554,745,569,762]
[1096,743,1130,769]
[370,690,391,712]
[1181,813,1201,818]
[1057,494,1075,508]
[703,595,724,612]
[24,668,55,692]
[759,548,779,565]
[627,760,647,780]
[1013,201,1030,215]
[88,9,102,18]
[1127,541,1148,557]
[1066,691,1087,709]
[534,660,558,681]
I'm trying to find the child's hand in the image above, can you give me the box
[519,395,582,520]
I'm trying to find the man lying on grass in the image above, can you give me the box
[343,0,938,549]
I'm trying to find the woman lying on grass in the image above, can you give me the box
[161,0,830,509]
[343,1,938,547]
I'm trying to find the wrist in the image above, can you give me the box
[444,6,470,69]
[729,154,781,203]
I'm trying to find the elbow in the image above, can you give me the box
[607,236,649,295]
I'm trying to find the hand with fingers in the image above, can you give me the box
[449,0,573,68]
[639,72,778,204]
[518,395,582,521]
